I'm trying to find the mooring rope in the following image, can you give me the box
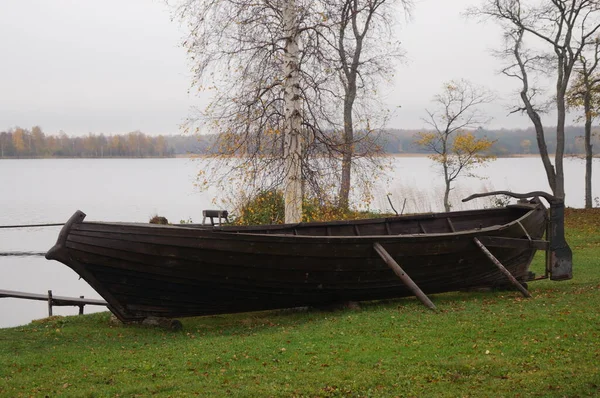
[0,223,64,229]
[0,224,62,257]
[0,251,47,257]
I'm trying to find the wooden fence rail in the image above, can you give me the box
[0,289,107,316]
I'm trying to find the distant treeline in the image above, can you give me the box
[382,126,599,156]
[0,127,175,158]
[1,125,597,158]
[178,126,599,156]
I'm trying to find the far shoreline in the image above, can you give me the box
[0,153,597,160]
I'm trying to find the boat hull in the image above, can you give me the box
[47,204,547,322]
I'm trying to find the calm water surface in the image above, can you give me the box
[1,157,597,328]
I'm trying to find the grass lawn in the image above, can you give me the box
[0,209,599,397]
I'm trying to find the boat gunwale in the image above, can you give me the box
[71,203,544,243]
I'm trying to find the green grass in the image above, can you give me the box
[1,211,599,397]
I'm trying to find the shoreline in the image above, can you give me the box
[1,153,598,160]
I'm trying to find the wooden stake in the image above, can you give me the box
[47,290,53,316]
[473,237,531,298]
[79,296,85,315]
[373,242,436,311]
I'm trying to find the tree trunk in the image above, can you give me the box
[443,184,451,213]
[338,84,356,210]
[283,0,303,223]
[521,92,557,195]
[555,85,567,200]
[512,29,557,196]
[585,123,593,209]
[584,97,593,209]
[443,163,451,212]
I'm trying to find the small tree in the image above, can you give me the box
[566,39,600,209]
[415,80,496,212]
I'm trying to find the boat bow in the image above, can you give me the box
[46,210,86,262]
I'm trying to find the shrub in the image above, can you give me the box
[233,190,285,225]
[232,190,387,225]
[149,215,169,224]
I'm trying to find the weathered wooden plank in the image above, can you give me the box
[476,236,549,250]
[73,207,526,238]
[78,250,465,293]
[68,233,533,287]
[69,227,502,259]
[66,238,506,287]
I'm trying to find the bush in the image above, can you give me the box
[232,190,387,225]
[149,215,169,224]
[233,190,285,225]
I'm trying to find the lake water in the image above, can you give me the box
[1,157,598,328]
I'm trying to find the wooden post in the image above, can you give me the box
[545,218,551,279]
[473,237,532,298]
[47,290,53,316]
[373,242,436,311]
[79,296,85,315]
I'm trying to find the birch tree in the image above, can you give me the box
[175,0,313,223]
[174,0,409,222]
[469,0,600,200]
[282,0,303,222]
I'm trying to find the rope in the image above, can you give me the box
[0,251,47,257]
[0,223,64,229]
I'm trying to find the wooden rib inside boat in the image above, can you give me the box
[45,191,572,324]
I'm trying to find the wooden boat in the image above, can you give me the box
[46,191,572,324]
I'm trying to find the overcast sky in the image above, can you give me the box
[1,0,557,136]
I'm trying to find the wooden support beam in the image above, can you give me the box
[473,237,531,298]
[373,242,436,311]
